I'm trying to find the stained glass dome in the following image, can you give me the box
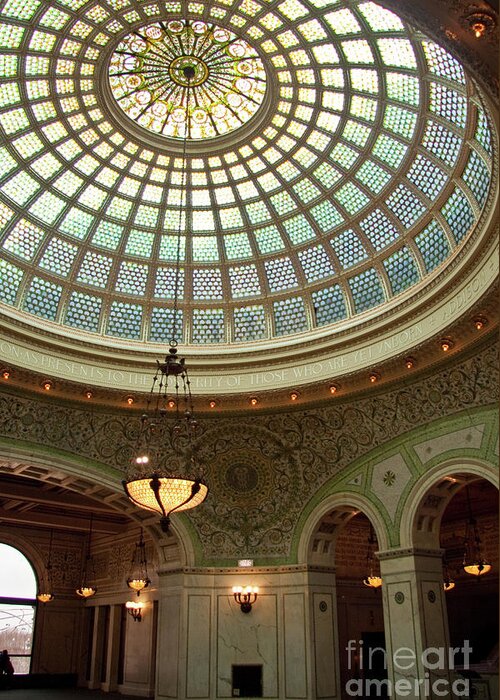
[108,20,267,139]
[0,0,494,348]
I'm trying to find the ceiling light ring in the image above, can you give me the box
[464,9,497,38]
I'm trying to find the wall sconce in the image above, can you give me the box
[126,600,145,622]
[232,585,258,613]
[440,338,453,352]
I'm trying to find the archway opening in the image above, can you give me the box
[0,543,37,674]
[307,505,387,700]
[335,513,386,700]
[440,478,498,671]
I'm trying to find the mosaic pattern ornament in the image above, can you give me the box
[109,20,266,139]
[0,341,497,562]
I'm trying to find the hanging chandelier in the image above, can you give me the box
[76,515,97,598]
[122,65,208,532]
[442,556,455,592]
[127,529,151,595]
[462,486,491,577]
[363,525,382,589]
[37,529,55,603]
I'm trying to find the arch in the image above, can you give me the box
[0,440,194,568]
[297,492,389,566]
[400,457,498,550]
[0,541,39,675]
[0,541,38,598]
[0,534,46,596]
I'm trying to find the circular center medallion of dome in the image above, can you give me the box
[108,20,267,140]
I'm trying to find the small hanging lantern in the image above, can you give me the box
[76,515,97,598]
[442,556,456,591]
[127,529,151,595]
[363,525,382,589]
[37,529,55,603]
[463,486,491,577]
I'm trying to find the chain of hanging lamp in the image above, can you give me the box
[127,528,151,595]
[37,529,55,603]
[76,514,97,598]
[363,525,382,589]
[123,65,209,532]
[462,485,491,577]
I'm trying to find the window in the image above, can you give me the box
[0,543,37,674]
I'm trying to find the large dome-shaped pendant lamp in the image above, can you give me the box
[122,66,208,532]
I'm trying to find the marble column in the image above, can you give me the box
[101,604,121,692]
[306,568,341,700]
[120,596,157,697]
[377,548,464,700]
[87,605,106,690]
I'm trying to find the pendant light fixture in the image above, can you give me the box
[76,514,97,598]
[363,525,382,589]
[122,65,208,533]
[462,485,491,577]
[127,529,151,595]
[37,529,55,603]
[442,555,455,592]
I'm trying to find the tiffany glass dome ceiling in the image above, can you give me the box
[0,0,495,348]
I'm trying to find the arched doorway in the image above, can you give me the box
[303,499,388,699]
[401,467,498,699]
[335,513,385,699]
[440,477,498,688]
[0,543,38,674]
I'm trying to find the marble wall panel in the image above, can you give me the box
[283,592,307,699]
[313,593,337,699]
[216,593,278,698]
[186,595,211,698]
[157,594,180,698]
